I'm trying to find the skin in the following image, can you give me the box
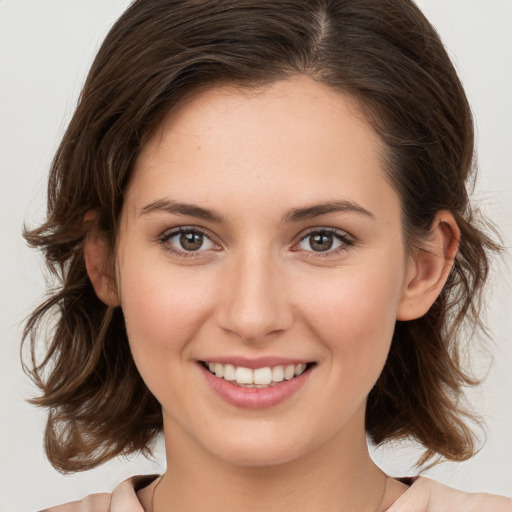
[85,76,459,512]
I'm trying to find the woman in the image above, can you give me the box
[20,0,511,510]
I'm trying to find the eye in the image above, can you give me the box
[296,228,353,254]
[159,227,218,255]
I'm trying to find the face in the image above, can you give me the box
[114,76,414,467]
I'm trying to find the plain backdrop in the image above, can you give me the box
[1,1,511,510]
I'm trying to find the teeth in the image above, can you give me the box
[214,363,224,378]
[223,363,236,381]
[206,361,310,387]
[284,365,295,380]
[253,367,272,385]
[235,366,253,384]
[272,365,285,382]
[295,363,307,376]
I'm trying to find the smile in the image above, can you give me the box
[202,361,310,388]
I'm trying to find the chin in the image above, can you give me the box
[197,421,323,468]
[214,442,305,468]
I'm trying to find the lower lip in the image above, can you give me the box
[199,364,312,409]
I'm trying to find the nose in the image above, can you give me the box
[216,249,293,343]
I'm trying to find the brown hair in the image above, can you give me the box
[23,0,499,472]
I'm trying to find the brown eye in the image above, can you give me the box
[161,227,216,254]
[309,233,334,252]
[296,229,353,254]
[180,231,204,251]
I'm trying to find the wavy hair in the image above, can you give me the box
[23,0,499,472]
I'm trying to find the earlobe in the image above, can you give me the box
[397,211,459,321]
[83,212,120,307]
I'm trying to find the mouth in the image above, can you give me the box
[200,361,315,389]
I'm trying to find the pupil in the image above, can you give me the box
[180,231,203,251]
[310,233,333,252]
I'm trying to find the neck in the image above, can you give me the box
[150,412,390,512]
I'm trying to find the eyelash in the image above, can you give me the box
[294,227,354,258]
[158,226,354,258]
[158,227,219,258]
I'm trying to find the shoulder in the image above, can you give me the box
[40,493,111,512]
[387,476,512,512]
[39,475,158,512]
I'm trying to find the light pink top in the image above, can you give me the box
[41,475,512,512]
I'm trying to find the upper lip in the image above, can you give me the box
[199,357,314,369]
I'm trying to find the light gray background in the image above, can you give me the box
[1,1,511,510]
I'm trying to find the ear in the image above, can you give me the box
[83,211,120,307]
[397,211,459,321]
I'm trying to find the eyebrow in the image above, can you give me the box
[282,200,375,223]
[140,198,374,223]
[140,199,226,223]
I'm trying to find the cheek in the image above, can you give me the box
[117,257,214,370]
[116,258,222,414]
[296,263,404,376]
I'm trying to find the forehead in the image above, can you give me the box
[139,76,380,168]
[126,76,399,224]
